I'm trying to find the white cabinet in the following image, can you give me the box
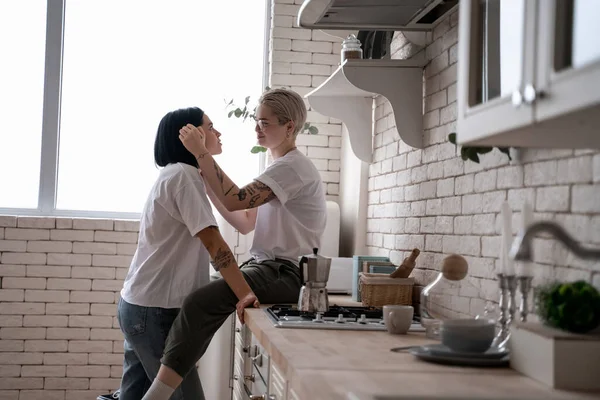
[457,0,600,148]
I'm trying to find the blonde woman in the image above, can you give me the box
[142,89,327,400]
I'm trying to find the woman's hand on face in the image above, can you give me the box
[236,291,260,324]
[179,124,208,158]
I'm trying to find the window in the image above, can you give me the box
[0,0,268,217]
[0,1,47,208]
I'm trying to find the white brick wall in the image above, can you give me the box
[0,217,135,398]
[268,0,343,198]
[366,11,600,316]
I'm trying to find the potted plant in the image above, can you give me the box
[535,280,600,334]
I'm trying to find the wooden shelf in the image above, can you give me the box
[305,59,426,163]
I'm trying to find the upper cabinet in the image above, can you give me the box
[457,0,600,149]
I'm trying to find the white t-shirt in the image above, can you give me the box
[250,149,327,265]
[121,163,217,309]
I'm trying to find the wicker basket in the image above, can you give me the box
[359,273,414,307]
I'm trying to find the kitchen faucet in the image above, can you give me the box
[510,221,600,262]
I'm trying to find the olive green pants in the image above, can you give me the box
[161,259,301,377]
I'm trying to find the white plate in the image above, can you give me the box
[409,346,510,367]
[422,344,508,359]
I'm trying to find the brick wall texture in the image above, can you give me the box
[366,11,600,318]
[268,0,343,198]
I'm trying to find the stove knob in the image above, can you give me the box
[313,313,323,322]
[336,314,345,323]
[359,314,367,324]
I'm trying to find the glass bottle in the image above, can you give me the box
[341,34,363,63]
[420,254,487,339]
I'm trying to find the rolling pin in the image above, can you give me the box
[390,248,420,278]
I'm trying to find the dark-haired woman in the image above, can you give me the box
[117,107,258,400]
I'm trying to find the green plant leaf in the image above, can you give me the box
[228,110,234,118]
[460,147,469,161]
[250,146,267,154]
[264,86,271,91]
[245,96,250,105]
[234,108,243,118]
[308,126,318,135]
[448,133,457,145]
[466,148,480,163]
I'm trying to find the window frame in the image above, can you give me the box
[0,0,270,219]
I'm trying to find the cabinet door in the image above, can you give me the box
[534,0,600,145]
[457,0,536,145]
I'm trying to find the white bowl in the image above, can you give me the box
[440,318,496,353]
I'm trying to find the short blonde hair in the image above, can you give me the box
[258,88,307,137]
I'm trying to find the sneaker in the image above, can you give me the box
[97,389,120,400]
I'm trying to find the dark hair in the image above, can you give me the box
[154,107,204,168]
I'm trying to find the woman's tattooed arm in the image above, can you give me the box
[193,151,277,212]
[196,226,254,301]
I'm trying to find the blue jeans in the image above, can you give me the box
[117,297,204,400]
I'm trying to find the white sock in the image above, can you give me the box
[142,379,175,400]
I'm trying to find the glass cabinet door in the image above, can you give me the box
[535,0,600,122]
[457,0,536,145]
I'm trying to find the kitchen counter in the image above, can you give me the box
[244,295,599,400]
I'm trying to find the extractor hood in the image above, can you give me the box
[298,0,458,31]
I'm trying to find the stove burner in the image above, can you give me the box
[268,304,385,322]
[265,304,423,332]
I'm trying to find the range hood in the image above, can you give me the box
[298,0,458,31]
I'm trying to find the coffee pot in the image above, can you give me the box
[298,248,332,313]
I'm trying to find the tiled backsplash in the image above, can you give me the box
[366,11,600,316]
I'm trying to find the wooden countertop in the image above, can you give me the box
[244,296,600,400]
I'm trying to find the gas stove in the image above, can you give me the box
[265,304,424,331]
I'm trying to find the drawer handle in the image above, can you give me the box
[251,354,263,367]
[244,374,255,382]
[248,395,276,400]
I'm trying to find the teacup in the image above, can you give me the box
[440,318,496,353]
[383,305,414,334]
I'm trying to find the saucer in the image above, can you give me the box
[422,344,508,359]
[409,346,510,367]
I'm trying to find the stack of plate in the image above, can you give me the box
[408,344,509,367]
